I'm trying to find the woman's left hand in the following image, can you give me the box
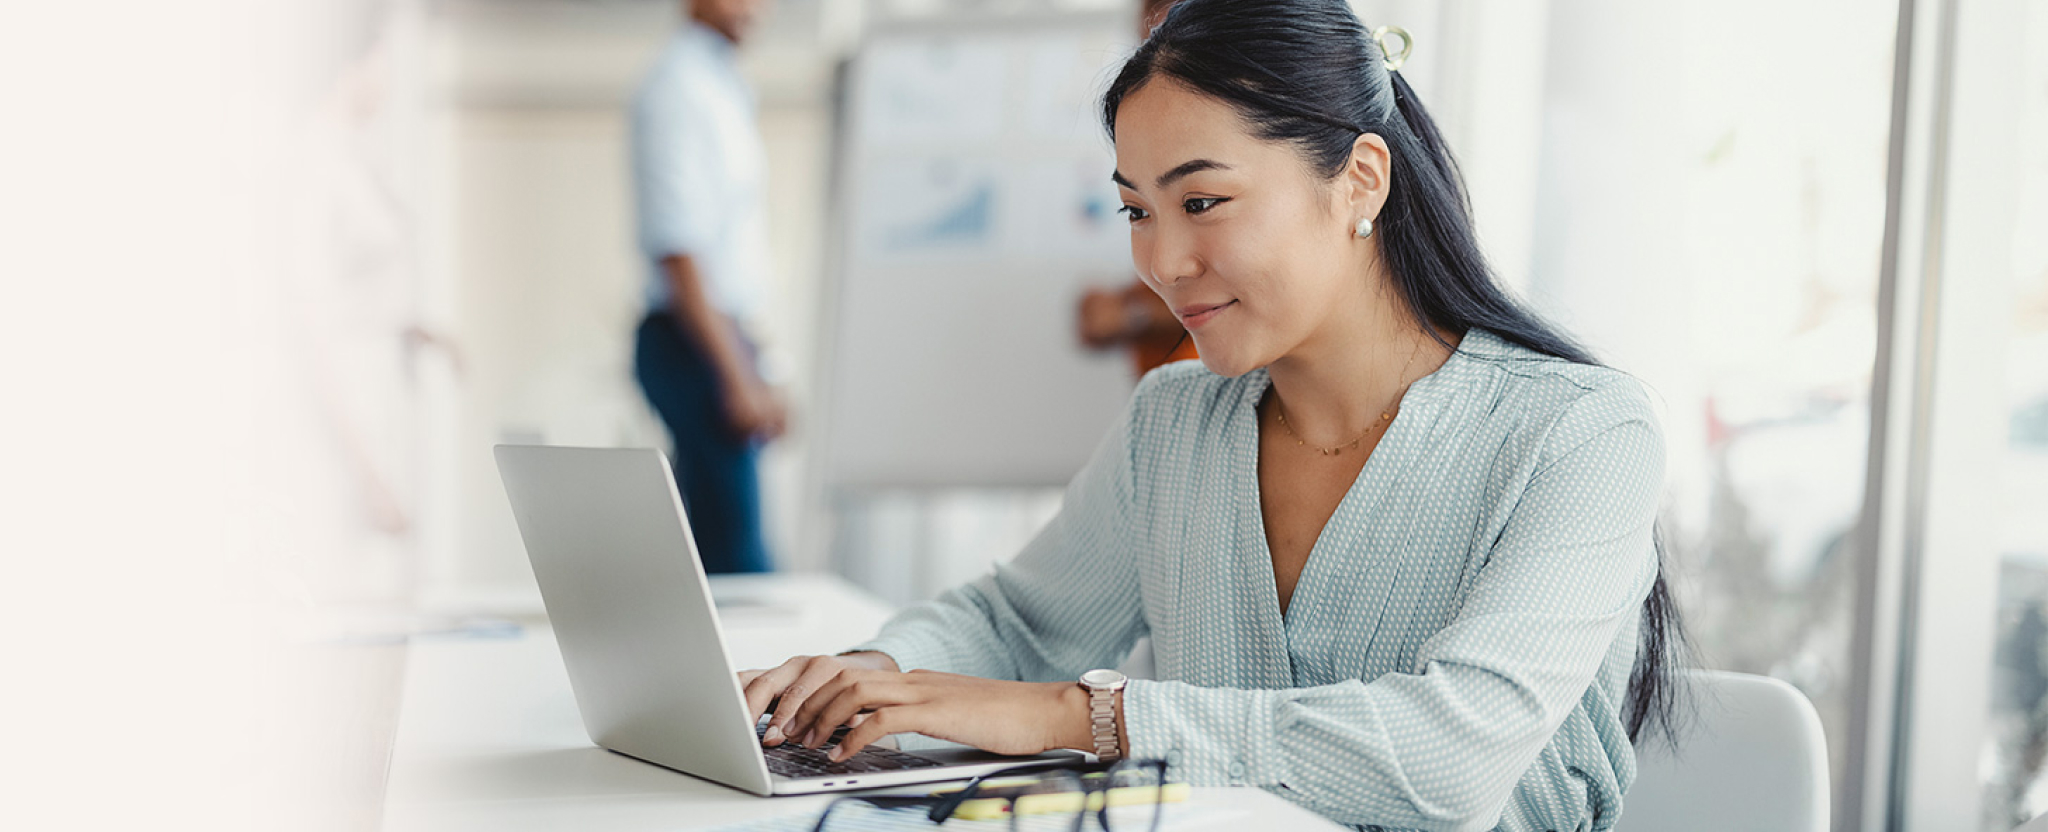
[785,669,1087,763]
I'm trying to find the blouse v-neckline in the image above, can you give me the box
[1238,331,1486,641]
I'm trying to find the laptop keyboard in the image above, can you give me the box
[757,722,947,779]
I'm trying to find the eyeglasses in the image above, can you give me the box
[810,758,1175,832]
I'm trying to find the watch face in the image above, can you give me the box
[1081,669,1126,687]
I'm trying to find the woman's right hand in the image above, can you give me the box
[738,651,900,746]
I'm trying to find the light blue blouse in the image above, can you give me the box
[850,328,1665,832]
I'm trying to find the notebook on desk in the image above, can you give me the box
[493,444,1079,796]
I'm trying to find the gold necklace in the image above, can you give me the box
[1272,340,1424,457]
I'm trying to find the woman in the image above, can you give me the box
[741,0,1686,828]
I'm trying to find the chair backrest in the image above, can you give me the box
[1614,670,1830,832]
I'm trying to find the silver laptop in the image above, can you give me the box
[494,444,1076,796]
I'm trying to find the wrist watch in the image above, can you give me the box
[1078,669,1128,762]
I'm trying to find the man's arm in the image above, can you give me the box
[662,253,783,440]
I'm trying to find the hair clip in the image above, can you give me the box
[1372,25,1413,73]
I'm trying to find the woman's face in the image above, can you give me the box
[1112,79,1387,378]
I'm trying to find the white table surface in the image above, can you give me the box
[380,573,1344,831]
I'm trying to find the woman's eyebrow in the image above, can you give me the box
[1111,159,1233,191]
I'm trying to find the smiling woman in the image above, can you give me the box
[738,0,1688,829]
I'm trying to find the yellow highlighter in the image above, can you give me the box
[929,778,1192,821]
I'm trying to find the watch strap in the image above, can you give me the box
[1079,671,1127,762]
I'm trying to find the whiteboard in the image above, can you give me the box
[819,13,1145,488]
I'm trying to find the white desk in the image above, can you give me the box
[381,573,1343,831]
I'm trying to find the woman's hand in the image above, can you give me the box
[739,653,896,746]
[739,655,1093,763]
[800,670,1088,762]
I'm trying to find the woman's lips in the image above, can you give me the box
[1176,300,1237,329]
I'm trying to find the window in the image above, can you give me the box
[1979,5,2048,827]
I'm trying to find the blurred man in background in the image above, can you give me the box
[629,0,781,573]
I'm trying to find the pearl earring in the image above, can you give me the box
[1354,216,1374,239]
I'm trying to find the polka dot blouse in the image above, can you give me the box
[851,327,1665,832]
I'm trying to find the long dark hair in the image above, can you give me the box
[1102,0,1690,744]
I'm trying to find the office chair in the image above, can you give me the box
[1614,669,1829,832]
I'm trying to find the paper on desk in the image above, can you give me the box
[692,799,1246,832]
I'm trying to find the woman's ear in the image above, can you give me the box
[1343,132,1393,221]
